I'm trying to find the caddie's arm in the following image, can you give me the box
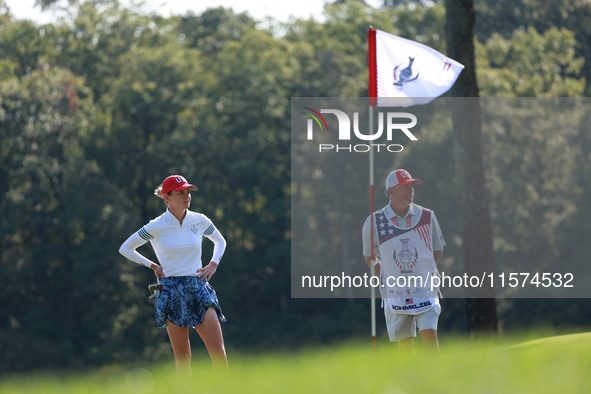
[431,213,445,266]
[362,216,381,277]
[434,250,443,265]
[364,256,381,278]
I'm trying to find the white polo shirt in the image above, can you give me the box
[119,209,226,277]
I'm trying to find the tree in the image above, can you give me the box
[476,27,584,97]
[444,0,498,336]
[0,63,139,369]
[475,0,591,95]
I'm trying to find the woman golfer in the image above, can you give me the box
[119,175,228,373]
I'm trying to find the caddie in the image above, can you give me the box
[362,169,445,352]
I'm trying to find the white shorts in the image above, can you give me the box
[384,304,441,342]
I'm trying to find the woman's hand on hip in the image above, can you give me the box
[197,261,219,282]
[151,263,165,279]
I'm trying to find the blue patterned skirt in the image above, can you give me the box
[155,276,226,329]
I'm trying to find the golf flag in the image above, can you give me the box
[368,28,464,107]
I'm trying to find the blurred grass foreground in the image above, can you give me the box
[2,332,590,393]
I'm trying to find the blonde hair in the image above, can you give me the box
[154,185,170,205]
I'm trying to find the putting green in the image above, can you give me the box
[2,332,590,393]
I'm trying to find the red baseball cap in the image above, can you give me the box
[385,169,422,189]
[161,175,198,194]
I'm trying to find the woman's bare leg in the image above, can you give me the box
[166,319,192,376]
[194,307,228,369]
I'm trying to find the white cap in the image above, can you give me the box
[385,169,422,189]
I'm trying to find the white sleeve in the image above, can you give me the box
[431,213,446,251]
[204,226,226,264]
[362,215,379,258]
[119,232,155,268]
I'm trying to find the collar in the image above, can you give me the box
[165,208,188,225]
[384,202,418,221]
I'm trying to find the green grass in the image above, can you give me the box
[3,332,591,393]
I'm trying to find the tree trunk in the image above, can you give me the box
[444,0,498,336]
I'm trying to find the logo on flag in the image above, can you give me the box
[368,29,464,107]
[393,57,419,88]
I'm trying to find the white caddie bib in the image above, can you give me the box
[374,206,440,315]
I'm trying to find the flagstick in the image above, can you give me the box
[368,26,377,351]
[369,104,376,350]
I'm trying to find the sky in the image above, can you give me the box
[4,0,383,25]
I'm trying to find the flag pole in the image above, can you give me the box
[369,105,376,350]
[368,26,377,350]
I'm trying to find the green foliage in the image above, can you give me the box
[475,0,591,95]
[177,7,257,55]
[0,64,139,368]
[477,27,584,96]
[0,19,59,77]
[2,332,591,393]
